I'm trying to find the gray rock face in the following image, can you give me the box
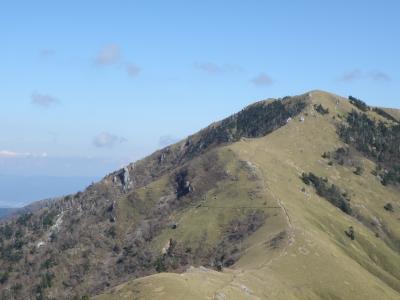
[113,166,132,192]
[159,152,166,163]
[122,167,130,186]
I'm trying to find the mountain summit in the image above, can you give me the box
[1,91,400,300]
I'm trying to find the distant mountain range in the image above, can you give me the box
[0,207,16,219]
[0,174,98,207]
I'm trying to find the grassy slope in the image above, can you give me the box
[95,91,400,300]
[381,108,400,122]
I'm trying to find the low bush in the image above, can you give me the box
[373,107,398,123]
[0,271,9,284]
[0,225,13,240]
[314,104,329,115]
[354,166,364,176]
[348,96,369,112]
[17,213,33,226]
[384,203,394,212]
[345,226,355,240]
[301,172,352,215]
[41,257,57,270]
[42,211,58,228]
[154,256,167,273]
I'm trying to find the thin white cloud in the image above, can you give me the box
[194,62,243,74]
[195,62,223,74]
[31,92,59,107]
[339,69,363,82]
[93,132,127,148]
[0,150,22,157]
[339,69,391,83]
[251,72,273,86]
[39,49,55,58]
[368,70,391,82]
[126,63,141,77]
[94,44,142,78]
[0,150,48,158]
[95,44,121,65]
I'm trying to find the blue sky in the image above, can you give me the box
[1,0,399,184]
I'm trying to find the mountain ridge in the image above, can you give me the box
[1,90,400,300]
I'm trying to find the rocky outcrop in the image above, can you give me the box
[113,166,133,192]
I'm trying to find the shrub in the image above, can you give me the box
[384,203,394,212]
[106,226,117,238]
[154,256,167,273]
[301,173,352,215]
[42,211,57,228]
[373,107,398,123]
[11,283,22,294]
[15,229,23,239]
[348,96,369,112]
[13,238,24,250]
[0,225,13,240]
[354,166,364,176]
[322,152,331,159]
[17,213,33,226]
[41,257,57,269]
[314,104,329,115]
[0,271,9,284]
[345,226,355,240]
[40,272,55,289]
[1,246,23,262]
[333,147,349,165]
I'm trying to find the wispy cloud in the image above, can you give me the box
[194,62,243,74]
[195,62,223,74]
[368,70,391,82]
[251,72,273,86]
[0,150,48,158]
[0,150,26,158]
[93,132,127,148]
[339,69,363,82]
[39,49,55,58]
[31,92,59,108]
[94,44,141,79]
[339,69,391,83]
[95,44,121,65]
[158,135,180,147]
[126,63,141,77]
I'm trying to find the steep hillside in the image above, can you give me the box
[1,91,399,300]
[381,108,400,122]
[94,91,400,300]
[0,94,306,299]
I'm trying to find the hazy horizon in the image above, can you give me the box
[0,174,98,208]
